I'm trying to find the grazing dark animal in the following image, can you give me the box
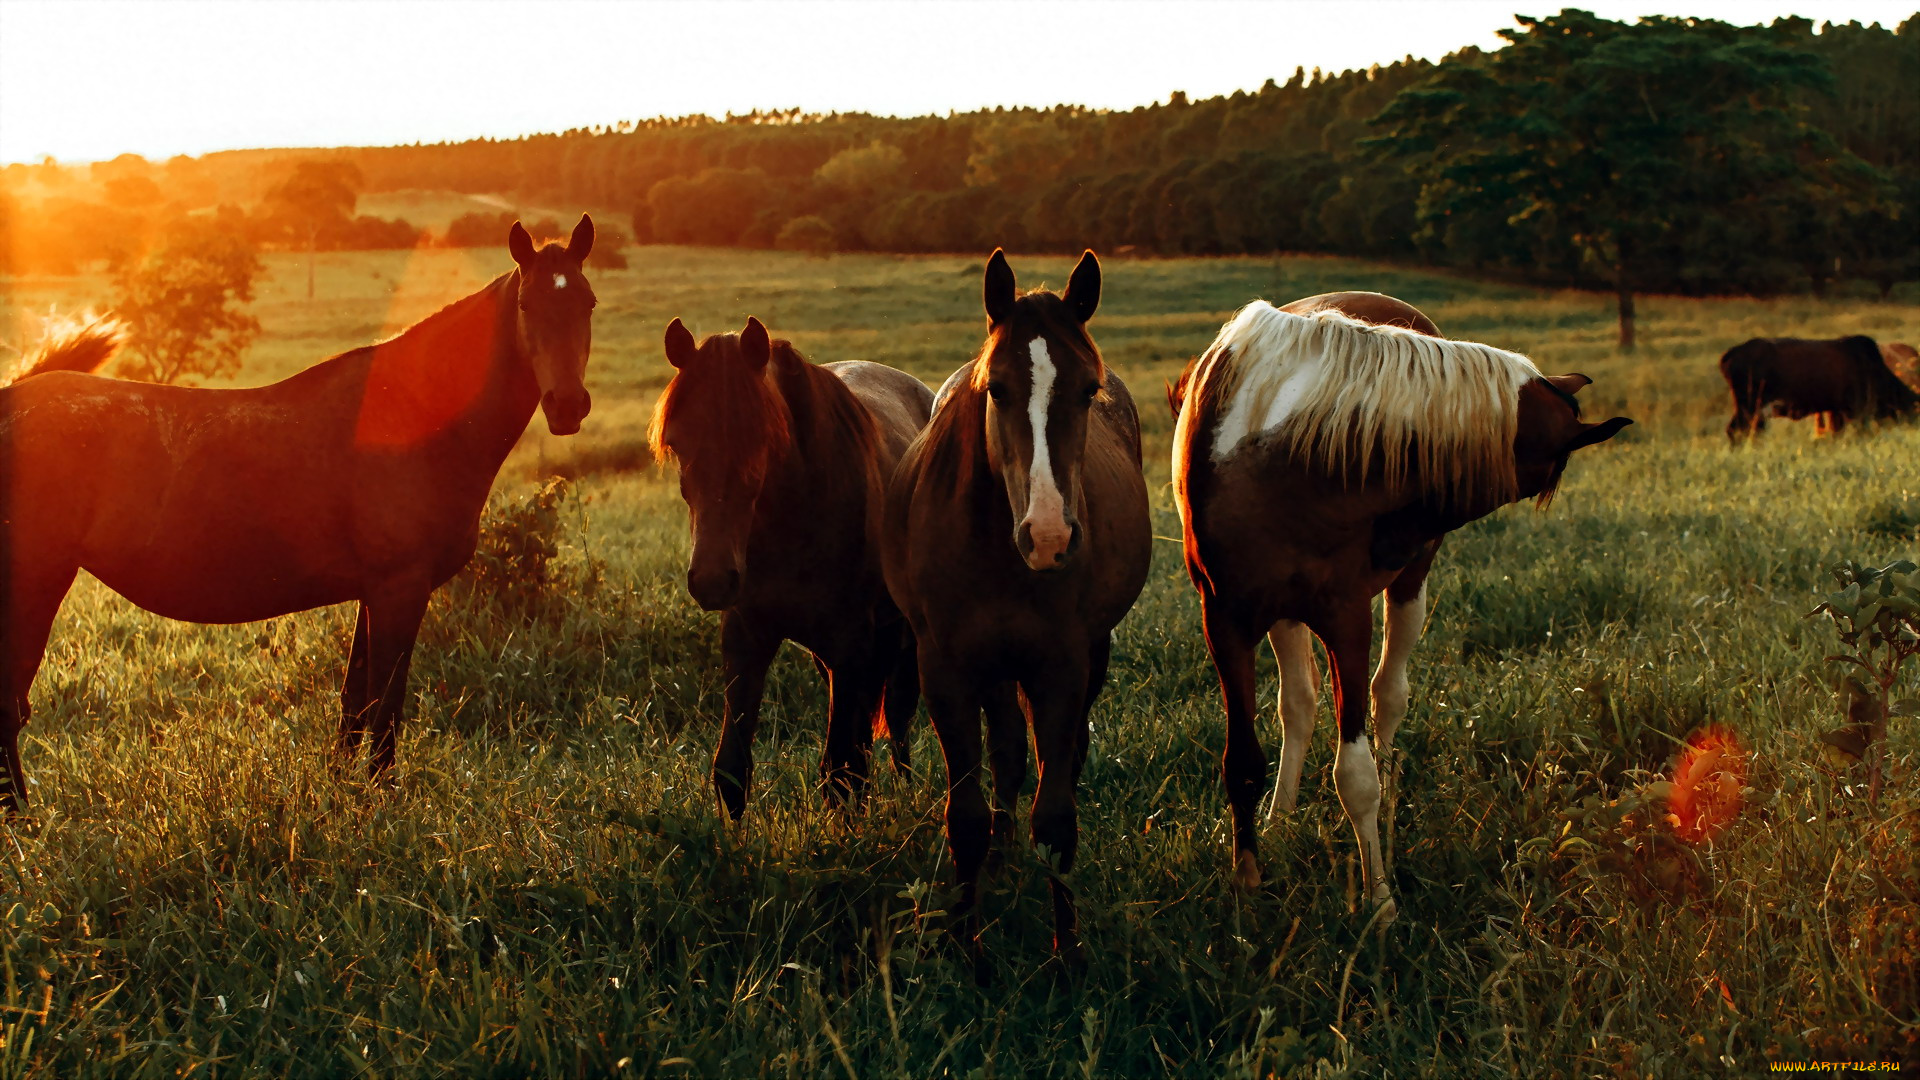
[884,250,1151,968]
[1171,292,1630,921]
[651,317,933,816]
[5,314,127,385]
[1720,335,1919,440]
[0,217,597,809]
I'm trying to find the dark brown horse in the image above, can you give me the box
[1171,291,1629,921]
[1720,335,1918,439]
[651,317,932,816]
[0,217,597,808]
[884,250,1151,966]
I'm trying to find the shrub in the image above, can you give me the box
[446,477,600,622]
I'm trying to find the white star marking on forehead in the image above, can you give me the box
[553,274,568,289]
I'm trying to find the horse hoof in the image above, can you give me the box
[1232,849,1262,890]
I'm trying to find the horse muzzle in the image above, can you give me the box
[1015,518,1082,572]
[687,565,742,611]
[541,388,592,436]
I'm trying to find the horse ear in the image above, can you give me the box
[741,317,771,370]
[1165,377,1184,420]
[984,249,1016,328]
[1064,249,1101,323]
[664,318,696,368]
[567,214,594,261]
[508,221,536,267]
[1564,416,1632,453]
[1547,373,1593,396]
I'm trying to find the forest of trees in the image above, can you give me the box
[3,11,1915,306]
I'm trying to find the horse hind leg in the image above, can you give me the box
[1316,600,1396,923]
[1,564,80,813]
[1267,620,1320,816]
[880,625,919,777]
[1372,566,1431,876]
[1204,600,1267,889]
[820,651,886,810]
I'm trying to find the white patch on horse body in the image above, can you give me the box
[553,274,567,289]
[1214,347,1322,458]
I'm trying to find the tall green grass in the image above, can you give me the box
[0,245,1914,1076]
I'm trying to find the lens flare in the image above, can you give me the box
[1668,726,1747,843]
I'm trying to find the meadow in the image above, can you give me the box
[0,227,1916,1077]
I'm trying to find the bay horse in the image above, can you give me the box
[0,216,597,808]
[1170,291,1630,921]
[1720,335,1918,440]
[650,316,932,816]
[883,250,1151,967]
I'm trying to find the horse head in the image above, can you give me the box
[652,316,790,611]
[1515,373,1633,507]
[508,215,596,436]
[976,248,1105,572]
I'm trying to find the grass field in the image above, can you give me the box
[1,236,1917,1077]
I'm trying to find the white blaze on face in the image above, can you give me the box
[1021,337,1071,566]
[553,273,568,289]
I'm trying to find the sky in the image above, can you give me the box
[2,0,1914,165]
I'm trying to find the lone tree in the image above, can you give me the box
[1370,10,1882,349]
[263,160,361,299]
[112,213,263,385]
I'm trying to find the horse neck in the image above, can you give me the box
[918,383,1005,530]
[363,272,539,467]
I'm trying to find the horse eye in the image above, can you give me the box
[986,382,1007,403]
[1082,384,1101,403]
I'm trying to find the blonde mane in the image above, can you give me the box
[1193,300,1540,505]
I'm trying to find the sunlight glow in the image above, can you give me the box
[3,0,1916,163]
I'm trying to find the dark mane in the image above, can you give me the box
[768,339,887,504]
[301,272,518,384]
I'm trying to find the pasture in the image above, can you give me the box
[1,236,1916,1076]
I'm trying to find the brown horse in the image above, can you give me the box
[0,217,597,808]
[884,250,1151,966]
[1171,291,1630,921]
[651,317,932,816]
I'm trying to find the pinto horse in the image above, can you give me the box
[1170,291,1630,920]
[884,250,1151,965]
[651,317,932,816]
[0,217,597,808]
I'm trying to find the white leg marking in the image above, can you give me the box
[1334,735,1395,919]
[1267,620,1319,816]
[1020,337,1070,566]
[1370,585,1425,877]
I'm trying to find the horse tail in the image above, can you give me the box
[8,312,127,386]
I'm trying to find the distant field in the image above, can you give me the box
[0,245,1916,1075]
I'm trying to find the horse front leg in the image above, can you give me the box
[364,582,431,783]
[1204,599,1267,889]
[1315,600,1395,922]
[981,681,1027,858]
[1026,665,1089,966]
[920,649,989,977]
[713,610,779,820]
[334,604,371,771]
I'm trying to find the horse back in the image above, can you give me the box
[824,360,934,467]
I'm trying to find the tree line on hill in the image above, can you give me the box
[3,10,1915,335]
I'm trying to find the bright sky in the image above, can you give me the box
[2,0,1914,164]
